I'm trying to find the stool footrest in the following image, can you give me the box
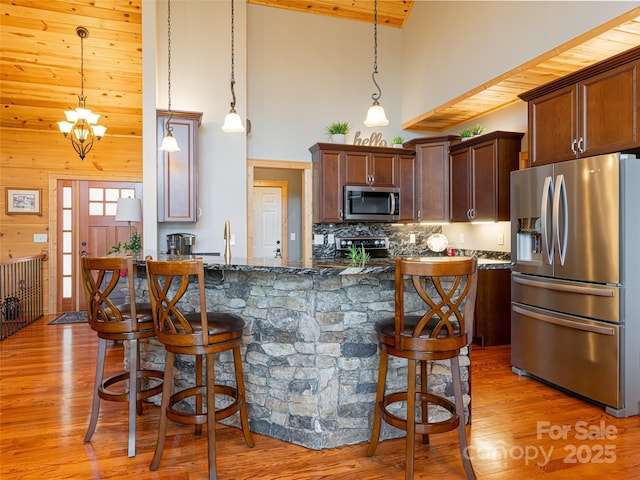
[380,391,459,435]
[166,384,242,426]
[98,369,164,403]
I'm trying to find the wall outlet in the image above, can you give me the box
[497,233,505,245]
[409,234,416,244]
[34,234,48,243]
[327,233,335,244]
[459,233,465,244]
[290,233,296,241]
[313,234,324,245]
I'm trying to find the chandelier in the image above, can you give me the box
[363,0,389,127]
[160,0,180,152]
[57,27,106,160]
[221,0,245,133]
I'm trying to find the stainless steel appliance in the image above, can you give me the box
[335,236,389,258]
[510,153,640,417]
[343,186,399,222]
[166,233,196,255]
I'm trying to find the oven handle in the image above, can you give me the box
[389,192,396,215]
[513,304,615,336]
[512,274,615,297]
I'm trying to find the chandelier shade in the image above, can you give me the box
[363,0,389,127]
[160,0,180,152]
[58,26,106,160]
[221,0,245,133]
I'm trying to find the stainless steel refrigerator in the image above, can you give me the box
[510,152,640,417]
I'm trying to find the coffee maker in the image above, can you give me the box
[166,233,196,255]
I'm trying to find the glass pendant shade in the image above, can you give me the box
[160,132,180,152]
[221,110,245,133]
[364,103,389,127]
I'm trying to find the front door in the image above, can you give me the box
[57,180,142,312]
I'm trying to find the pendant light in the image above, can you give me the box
[57,27,106,160]
[363,0,389,127]
[221,0,245,133]
[160,0,180,152]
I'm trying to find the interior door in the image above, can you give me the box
[253,185,285,258]
[57,180,142,312]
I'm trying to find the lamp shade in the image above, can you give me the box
[160,132,180,152]
[221,111,245,133]
[115,197,142,223]
[364,104,389,127]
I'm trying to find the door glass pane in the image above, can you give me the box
[89,188,103,201]
[62,254,72,275]
[63,210,72,230]
[63,232,72,253]
[63,277,72,298]
[121,188,136,199]
[105,189,120,201]
[105,203,118,216]
[63,187,72,208]
[89,203,104,215]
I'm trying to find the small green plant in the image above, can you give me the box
[459,128,473,138]
[109,232,142,254]
[326,122,350,135]
[347,244,370,267]
[392,136,405,145]
[471,124,486,136]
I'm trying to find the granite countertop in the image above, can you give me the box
[139,252,512,275]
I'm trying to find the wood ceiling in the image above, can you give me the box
[1,1,640,139]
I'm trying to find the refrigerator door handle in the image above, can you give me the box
[552,174,568,266]
[512,304,615,336]
[512,274,615,297]
[540,176,554,265]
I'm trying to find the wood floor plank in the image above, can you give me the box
[1,317,639,479]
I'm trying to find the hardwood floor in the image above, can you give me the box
[1,316,639,479]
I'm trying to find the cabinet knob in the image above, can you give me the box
[571,139,577,155]
[577,137,584,153]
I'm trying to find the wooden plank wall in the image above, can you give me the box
[0,128,142,315]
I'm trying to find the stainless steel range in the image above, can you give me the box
[335,236,389,258]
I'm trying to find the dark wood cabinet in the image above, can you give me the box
[449,131,523,222]
[157,110,202,223]
[310,143,413,223]
[473,268,511,347]
[404,136,460,223]
[521,47,640,166]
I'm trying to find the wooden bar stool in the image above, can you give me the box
[146,258,254,480]
[82,255,164,457]
[367,256,479,480]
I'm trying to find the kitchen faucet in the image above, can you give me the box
[224,220,231,263]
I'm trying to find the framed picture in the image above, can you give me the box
[6,188,42,215]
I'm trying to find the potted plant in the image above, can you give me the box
[326,122,350,144]
[459,128,473,140]
[392,136,405,148]
[347,244,370,267]
[471,124,486,136]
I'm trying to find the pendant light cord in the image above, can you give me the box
[166,0,173,131]
[229,0,237,111]
[370,0,382,104]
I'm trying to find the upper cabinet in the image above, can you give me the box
[404,136,461,223]
[310,143,413,223]
[521,46,640,166]
[449,131,523,222]
[157,110,203,223]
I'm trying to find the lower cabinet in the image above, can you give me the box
[474,268,511,346]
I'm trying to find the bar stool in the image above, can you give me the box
[367,256,479,480]
[82,255,164,457]
[146,258,254,480]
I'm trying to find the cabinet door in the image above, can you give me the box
[450,148,471,222]
[470,141,498,221]
[157,113,200,222]
[416,142,449,222]
[581,60,640,157]
[370,152,397,187]
[312,150,343,223]
[343,152,369,186]
[529,84,578,166]
[398,154,416,221]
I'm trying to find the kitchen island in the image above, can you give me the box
[135,255,510,449]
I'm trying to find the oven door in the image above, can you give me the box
[343,186,399,222]
[511,302,620,408]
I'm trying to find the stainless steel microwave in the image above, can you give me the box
[343,185,400,222]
